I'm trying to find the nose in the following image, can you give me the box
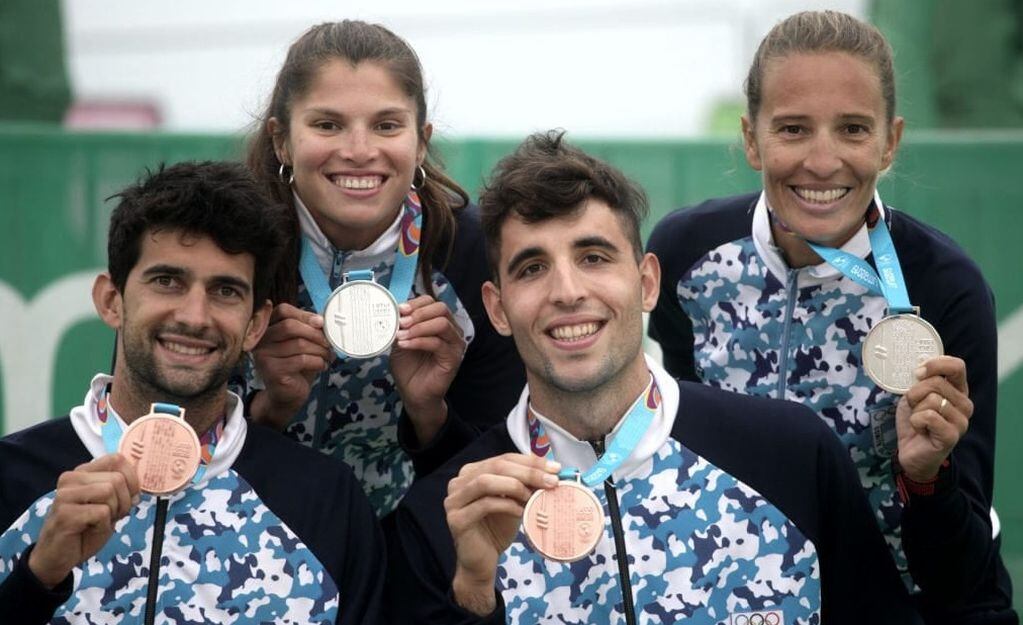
[174,285,212,329]
[548,262,587,307]
[802,131,843,178]
[338,126,378,164]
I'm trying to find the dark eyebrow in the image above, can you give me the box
[505,246,544,276]
[141,264,187,279]
[574,236,620,254]
[141,264,251,294]
[504,236,622,276]
[305,106,414,118]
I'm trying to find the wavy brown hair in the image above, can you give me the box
[479,130,648,282]
[247,20,469,303]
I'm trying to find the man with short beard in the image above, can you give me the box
[0,161,382,625]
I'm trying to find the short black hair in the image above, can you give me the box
[107,161,286,308]
[479,130,648,279]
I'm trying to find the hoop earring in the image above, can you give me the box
[410,165,427,191]
[278,163,294,185]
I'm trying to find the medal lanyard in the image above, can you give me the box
[527,376,661,486]
[299,192,422,317]
[98,389,223,486]
[781,203,913,314]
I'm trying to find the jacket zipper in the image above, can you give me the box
[591,440,638,625]
[144,497,169,625]
[776,269,799,399]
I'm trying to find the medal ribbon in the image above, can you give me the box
[527,376,661,486]
[770,201,912,314]
[806,215,913,313]
[98,389,223,486]
[299,191,423,321]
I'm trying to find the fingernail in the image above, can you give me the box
[543,474,559,486]
[311,314,324,328]
[396,330,409,340]
[914,366,926,380]
[546,460,561,472]
[399,303,411,314]
[132,494,140,506]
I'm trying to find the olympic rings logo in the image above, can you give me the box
[731,610,783,625]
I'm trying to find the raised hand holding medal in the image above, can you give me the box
[521,376,660,562]
[300,192,422,360]
[99,394,221,496]
[805,200,973,482]
[805,200,943,394]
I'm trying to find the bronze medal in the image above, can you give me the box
[862,313,944,394]
[522,481,604,562]
[118,407,201,495]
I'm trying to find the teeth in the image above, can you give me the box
[550,322,600,341]
[795,188,848,204]
[332,176,382,190]
[162,341,209,356]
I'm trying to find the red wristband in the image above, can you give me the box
[893,455,950,503]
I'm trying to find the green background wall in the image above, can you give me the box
[1,124,1021,602]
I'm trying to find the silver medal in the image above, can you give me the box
[861,313,943,394]
[322,278,400,359]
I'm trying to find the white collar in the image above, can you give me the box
[69,374,248,489]
[295,191,403,275]
[751,189,889,287]
[505,355,680,481]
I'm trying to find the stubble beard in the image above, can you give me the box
[120,321,235,407]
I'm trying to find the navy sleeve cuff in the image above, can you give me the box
[444,586,507,625]
[0,544,72,624]
[398,406,479,478]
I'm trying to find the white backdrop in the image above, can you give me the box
[62,0,865,137]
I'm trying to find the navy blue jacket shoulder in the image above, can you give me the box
[385,380,920,625]
[0,416,383,625]
[647,192,1015,624]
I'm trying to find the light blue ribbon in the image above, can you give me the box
[808,215,913,314]
[529,377,660,486]
[299,194,422,359]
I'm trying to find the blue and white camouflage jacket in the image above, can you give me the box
[648,192,1016,624]
[386,357,919,625]
[234,197,524,517]
[0,375,383,625]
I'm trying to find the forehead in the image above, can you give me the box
[296,58,414,112]
[759,51,884,118]
[496,199,631,261]
[131,229,255,283]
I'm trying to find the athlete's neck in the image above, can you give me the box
[527,358,651,442]
[107,375,226,439]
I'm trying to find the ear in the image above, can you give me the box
[92,273,123,330]
[268,117,291,166]
[638,253,661,313]
[741,115,763,171]
[242,299,273,352]
[881,116,904,171]
[481,280,512,337]
[417,122,433,165]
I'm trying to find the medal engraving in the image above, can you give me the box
[118,412,201,495]
[522,481,604,562]
[323,280,400,359]
[862,314,944,394]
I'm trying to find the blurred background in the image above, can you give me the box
[1,0,1021,606]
